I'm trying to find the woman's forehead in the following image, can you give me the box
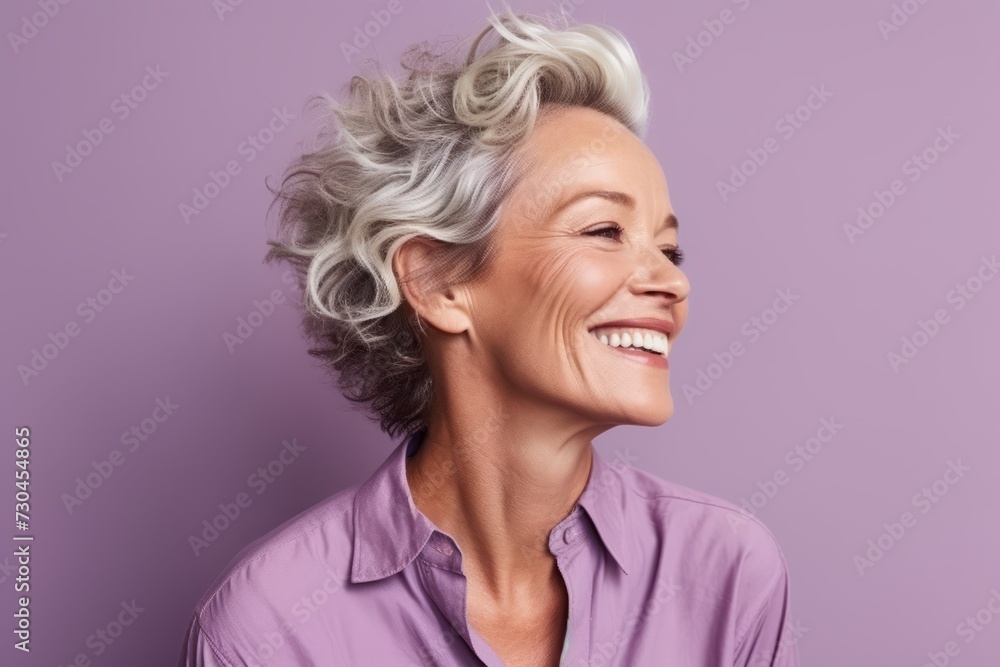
[508,122,671,222]
[519,111,661,181]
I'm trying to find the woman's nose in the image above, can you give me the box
[629,243,690,302]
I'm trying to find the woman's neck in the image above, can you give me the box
[404,413,600,599]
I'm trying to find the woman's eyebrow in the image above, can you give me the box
[552,189,679,232]
[553,189,634,214]
[662,212,679,233]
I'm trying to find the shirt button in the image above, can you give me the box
[563,527,578,544]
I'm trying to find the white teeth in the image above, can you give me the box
[591,327,669,357]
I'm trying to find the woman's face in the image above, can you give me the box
[465,104,690,428]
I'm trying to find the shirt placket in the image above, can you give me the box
[415,531,505,667]
[415,516,597,667]
[549,508,597,667]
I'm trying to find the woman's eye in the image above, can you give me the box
[663,246,685,266]
[585,224,623,240]
[585,225,685,265]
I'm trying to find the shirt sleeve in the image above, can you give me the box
[732,554,800,667]
[177,612,235,667]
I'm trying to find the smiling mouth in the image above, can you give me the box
[589,326,669,358]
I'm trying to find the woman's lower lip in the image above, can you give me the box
[599,342,669,369]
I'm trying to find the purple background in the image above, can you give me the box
[2,0,999,665]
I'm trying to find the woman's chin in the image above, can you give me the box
[597,398,674,427]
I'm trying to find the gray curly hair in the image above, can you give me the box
[264,7,650,440]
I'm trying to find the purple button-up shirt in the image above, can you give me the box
[178,428,800,666]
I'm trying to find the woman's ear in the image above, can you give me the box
[392,237,472,336]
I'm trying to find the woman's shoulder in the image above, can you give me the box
[178,481,364,666]
[624,463,768,532]
[189,482,362,636]
[608,456,791,589]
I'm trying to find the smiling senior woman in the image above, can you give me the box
[178,9,799,667]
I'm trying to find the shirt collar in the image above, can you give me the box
[350,429,434,583]
[350,427,633,583]
[577,446,633,575]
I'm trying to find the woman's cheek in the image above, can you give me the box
[570,255,625,296]
[674,300,689,333]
